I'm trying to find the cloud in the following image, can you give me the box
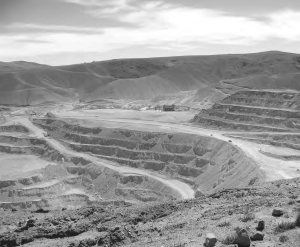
[2,0,300,62]
[64,0,135,14]
[15,39,50,44]
[268,10,300,41]
[1,23,104,34]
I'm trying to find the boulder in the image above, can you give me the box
[256,220,265,231]
[250,231,264,241]
[272,208,284,217]
[78,238,97,247]
[205,233,217,247]
[234,229,251,247]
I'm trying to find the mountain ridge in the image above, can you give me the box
[1,51,300,106]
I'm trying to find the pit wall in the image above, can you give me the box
[193,90,300,132]
[0,136,68,162]
[33,118,263,194]
[223,91,300,110]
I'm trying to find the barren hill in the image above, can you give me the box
[0,61,48,73]
[1,51,300,105]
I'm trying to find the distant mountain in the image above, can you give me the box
[1,51,300,106]
[0,61,48,73]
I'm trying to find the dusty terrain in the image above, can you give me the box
[1,51,300,246]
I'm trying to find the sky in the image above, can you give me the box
[1,0,300,65]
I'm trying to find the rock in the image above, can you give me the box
[25,219,35,228]
[97,224,108,232]
[250,231,264,241]
[256,220,265,231]
[272,208,284,217]
[96,232,109,245]
[205,233,217,247]
[234,229,251,247]
[34,208,50,213]
[111,225,121,232]
[78,238,97,247]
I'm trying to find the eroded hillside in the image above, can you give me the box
[1,51,300,106]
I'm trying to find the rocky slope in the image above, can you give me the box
[193,90,300,132]
[0,177,299,247]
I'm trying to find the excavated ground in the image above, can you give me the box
[0,123,182,210]
[32,118,262,196]
[0,105,299,247]
[194,90,300,132]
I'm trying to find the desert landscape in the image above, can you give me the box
[0,51,299,247]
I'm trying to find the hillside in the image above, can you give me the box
[1,51,300,106]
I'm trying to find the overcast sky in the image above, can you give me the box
[1,0,300,65]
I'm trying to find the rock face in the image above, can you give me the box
[257,220,265,231]
[272,208,284,217]
[250,231,264,241]
[234,229,251,247]
[205,233,217,247]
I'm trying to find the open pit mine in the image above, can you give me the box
[1,51,300,247]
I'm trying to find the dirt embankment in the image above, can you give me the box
[0,125,29,133]
[194,90,300,131]
[223,90,300,109]
[0,119,188,207]
[33,118,262,194]
[0,135,67,162]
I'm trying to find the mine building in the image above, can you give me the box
[163,104,175,111]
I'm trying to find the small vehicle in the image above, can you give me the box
[43,133,49,137]
[228,140,232,143]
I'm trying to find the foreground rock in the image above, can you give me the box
[272,208,284,217]
[234,229,251,247]
[205,233,217,247]
[250,231,264,241]
[256,220,265,231]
